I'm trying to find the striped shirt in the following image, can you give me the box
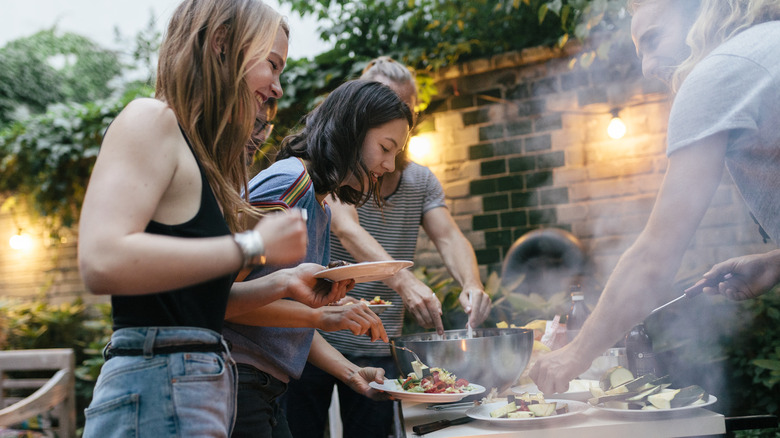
[321,162,447,356]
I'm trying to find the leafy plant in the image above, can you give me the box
[0,298,112,434]
[0,29,122,127]
[0,85,153,235]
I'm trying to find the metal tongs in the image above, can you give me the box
[651,273,732,314]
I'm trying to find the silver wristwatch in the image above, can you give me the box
[232,230,266,268]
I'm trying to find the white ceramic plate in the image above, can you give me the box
[511,379,599,401]
[368,380,486,403]
[314,261,413,283]
[591,395,718,418]
[466,399,589,424]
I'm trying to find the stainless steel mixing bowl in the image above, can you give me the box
[390,328,533,394]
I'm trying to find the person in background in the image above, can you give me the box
[76,0,334,435]
[530,0,780,394]
[246,98,277,166]
[286,56,492,438]
[223,79,415,438]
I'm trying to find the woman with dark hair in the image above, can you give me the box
[223,79,414,438]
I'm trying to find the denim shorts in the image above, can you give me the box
[83,327,238,438]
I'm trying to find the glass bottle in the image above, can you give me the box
[565,285,589,343]
[625,323,657,376]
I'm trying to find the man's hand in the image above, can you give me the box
[528,343,591,395]
[345,366,390,401]
[396,273,444,335]
[459,288,491,328]
[697,250,780,301]
[315,303,389,342]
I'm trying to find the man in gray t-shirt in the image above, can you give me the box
[530,0,780,395]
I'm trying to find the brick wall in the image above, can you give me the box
[0,44,772,302]
[413,45,770,287]
[0,208,91,304]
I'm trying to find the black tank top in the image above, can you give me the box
[111,127,235,332]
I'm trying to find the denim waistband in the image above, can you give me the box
[105,327,231,360]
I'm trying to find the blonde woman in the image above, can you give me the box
[78,1,345,435]
[531,0,780,394]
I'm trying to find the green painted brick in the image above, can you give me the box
[469,143,494,160]
[482,194,509,212]
[512,227,536,241]
[500,211,528,227]
[535,113,563,132]
[529,208,557,225]
[473,213,499,231]
[525,134,552,152]
[479,124,504,141]
[470,178,497,195]
[540,187,569,206]
[477,88,502,106]
[494,140,523,156]
[496,175,524,191]
[485,230,513,247]
[508,156,535,173]
[507,120,533,137]
[462,108,491,126]
[481,159,506,176]
[517,99,546,117]
[537,151,565,169]
[475,248,501,265]
[525,170,553,189]
[452,94,475,110]
[511,191,539,208]
[507,83,530,100]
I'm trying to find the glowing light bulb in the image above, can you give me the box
[9,232,33,251]
[408,135,432,162]
[607,115,627,140]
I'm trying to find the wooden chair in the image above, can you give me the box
[0,348,76,438]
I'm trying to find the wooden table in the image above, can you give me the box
[400,401,726,437]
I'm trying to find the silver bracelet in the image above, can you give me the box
[232,230,266,268]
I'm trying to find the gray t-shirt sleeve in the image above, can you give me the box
[420,165,447,215]
[667,53,772,156]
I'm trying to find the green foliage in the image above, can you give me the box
[0,29,122,127]
[0,298,112,432]
[403,267,570,333]
[0,85,153,234]
[269,0,632,155]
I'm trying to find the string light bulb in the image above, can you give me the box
[607,108,627,140]
[9,230,33,251]
[408,135,432,162]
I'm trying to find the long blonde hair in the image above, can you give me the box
[156,0,288,231]
[673,0,780,91]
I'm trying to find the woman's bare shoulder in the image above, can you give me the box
[105,98,182,151]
